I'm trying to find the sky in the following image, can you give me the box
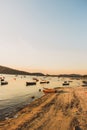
[0,0,87,74]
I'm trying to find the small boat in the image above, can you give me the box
[43,88,57,93]
[26,82,36,86]
[1,79,4,81]
[33,78,39,82]
[40,81,50,84]
[62,81,69,86]
[82,84,87,87]
[82,81,87,87]
[63,83,69,86]
[0,77,5,81]
[40,81,47,84]
[43,87,54,90]
[82,81,87,84]
[1,81,8,85]
[68,81,73,83]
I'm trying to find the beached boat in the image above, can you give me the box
[26,82,36,86]
[43,88,57,93]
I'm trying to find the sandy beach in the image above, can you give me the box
[0,86,87,130]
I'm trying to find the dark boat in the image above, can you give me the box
[82,81,87,87]
[68,81,73,83]
[33,78,39,82]
[62,81,69,86]
[0,77,5,82]
[1,81,8,85]
[26,82,36,86]
[63,83,69,86]
[47,81,50,84]
[40,81,50,84]
[1,79,4,81]
[82,84,87,87]
[82,81,87,84]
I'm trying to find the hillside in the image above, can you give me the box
[0,65,87,78]
[0,65,44,76]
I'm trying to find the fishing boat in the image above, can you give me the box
[43,88,57,93]
[33,78,39,82]
[82,81,87,87]
[82,81,87,84]
[1,81,8,85]
[40,81,50,84]
[62,81,69,86]
[0,77,5,81]
[26,82,36,86]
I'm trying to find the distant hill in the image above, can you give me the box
[58,74,82,77]
[57,74,87,78]
[46,74,87,78]
[0,65,87,78]
[0,65,44,76]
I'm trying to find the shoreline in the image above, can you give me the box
[0,92,44,121]
[0,87,87,130]
[0,91,55,129]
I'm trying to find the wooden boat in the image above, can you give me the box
[33,78,39,82]
[40,81,47,84]
[1,81,8,85]
[82,81,87,87]
[62,83,69,86]
[43,88,57,93]
[43,87,54,90]
[68,81,73,83]
[0,77,5,81]
[62,81,69,86]
[40,81,50,84]
[26,82,36,86]
[82,84,87,87]
[1,79,4,81]
[83,81,87,84]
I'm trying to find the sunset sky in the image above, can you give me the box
[0,0,87,74]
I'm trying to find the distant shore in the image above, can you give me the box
[0,65,87,78]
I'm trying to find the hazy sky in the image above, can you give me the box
[0,0,87,74]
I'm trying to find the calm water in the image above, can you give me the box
[0,74,83,120]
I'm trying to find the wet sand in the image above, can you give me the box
[0,87,87,130]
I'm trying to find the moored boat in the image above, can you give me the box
[33,78,39,82]
[62,81,69,86]
[40,81,50,84]
[1,81,8,85]
[26,82,36,86]
[82,81,87,84]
